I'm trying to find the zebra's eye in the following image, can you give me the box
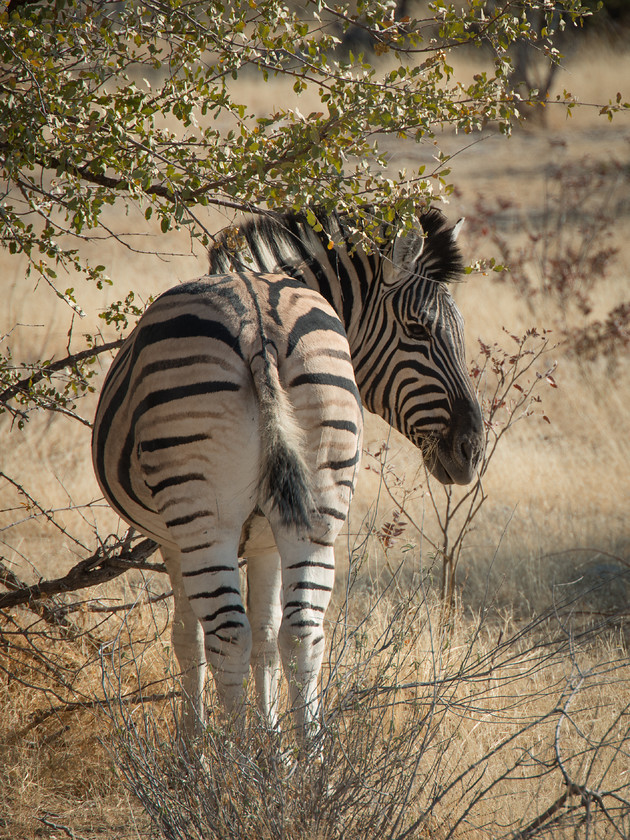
[407,322,431,341]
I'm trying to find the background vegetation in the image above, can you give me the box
[1,1,629,838]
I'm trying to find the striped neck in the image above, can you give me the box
[207,207,465,362]
[208,210,380,336]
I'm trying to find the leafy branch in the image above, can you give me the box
[0,338,123,427]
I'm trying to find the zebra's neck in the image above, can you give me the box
[207,211,377,335]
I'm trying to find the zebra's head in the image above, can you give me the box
[353,209,485,485]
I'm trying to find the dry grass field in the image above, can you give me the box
[1,39,629,840]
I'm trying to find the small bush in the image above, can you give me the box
[102,570,630,840]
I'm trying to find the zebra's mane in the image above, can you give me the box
[208,206,464,284]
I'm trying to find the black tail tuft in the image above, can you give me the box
[263,444,313,529]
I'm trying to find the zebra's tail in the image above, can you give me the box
[250,350,315,530]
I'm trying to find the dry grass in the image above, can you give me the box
[1,40,629,840]
[98,583,630,839]
[2,572,629,839]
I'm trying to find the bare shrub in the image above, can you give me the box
[464,157,630,364]
[566,301,630,361]
[101,559,630,840]
[0,528,175,836]
[366,327,559,606]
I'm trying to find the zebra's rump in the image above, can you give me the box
[92,271,363,548]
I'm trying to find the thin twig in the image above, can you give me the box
[8,690,177,742]
[88,590,172,613]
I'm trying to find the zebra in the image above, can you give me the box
[92,205,484,745]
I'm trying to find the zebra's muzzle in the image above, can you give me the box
[422,396,485,485]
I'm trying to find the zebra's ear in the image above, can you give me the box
[451,216,466,242]
[391,227,425,282]
[451,217,465,241]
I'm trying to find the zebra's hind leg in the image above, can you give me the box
[161,546,206,743]
[178,542,252,732]
[246,549,283,732]
[273,535,336,745]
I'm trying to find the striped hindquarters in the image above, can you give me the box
[92,272,363,547]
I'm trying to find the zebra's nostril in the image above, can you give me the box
[460,437,482,467]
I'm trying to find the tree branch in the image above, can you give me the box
[0,537,161,611]
[0,338,123,408]
[512,791,570,839]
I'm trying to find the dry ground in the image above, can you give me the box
[0,38,629,840]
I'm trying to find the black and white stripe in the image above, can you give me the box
[209,207,483,483]
[92,205,484,741]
